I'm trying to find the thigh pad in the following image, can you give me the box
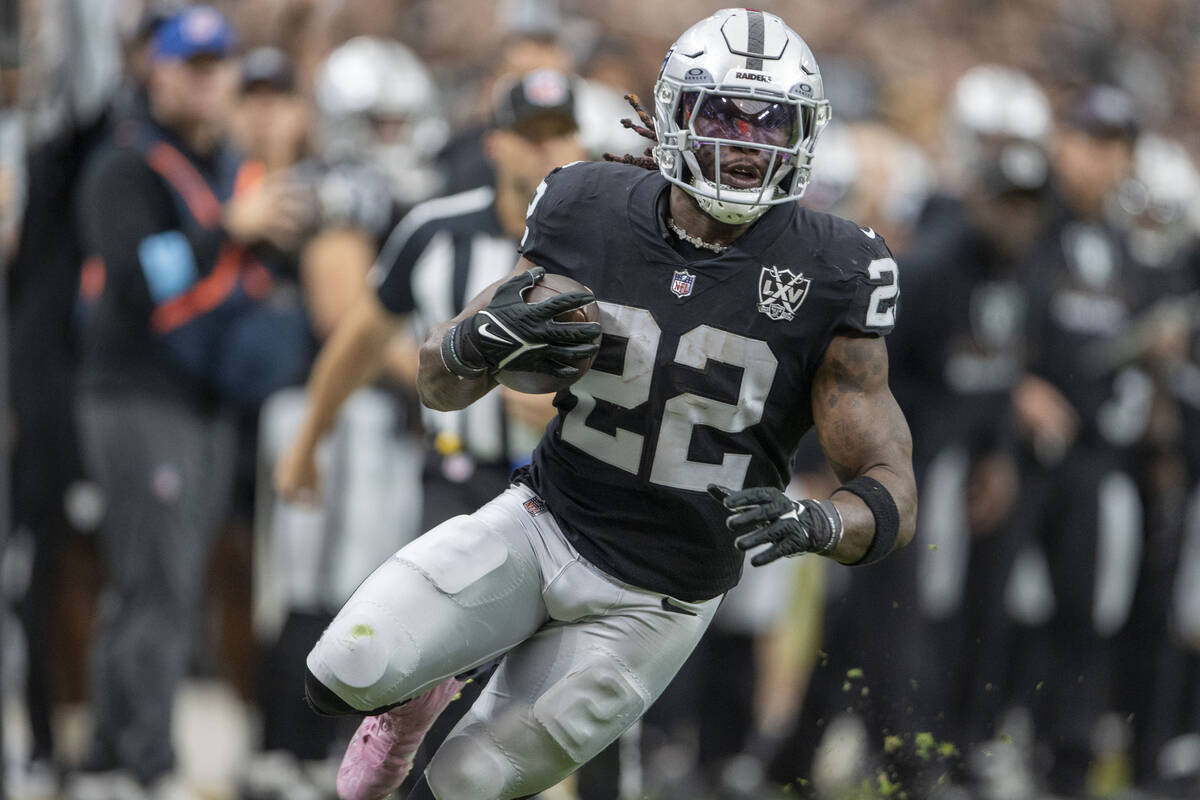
[532,653,648,763]
[398,514,522,606]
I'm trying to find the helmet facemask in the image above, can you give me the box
[655,82,830,224]
[650,9,833,224]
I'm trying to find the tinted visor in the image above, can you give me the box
[684,92,804,148]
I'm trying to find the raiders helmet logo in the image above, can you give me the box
[757,265,810,321]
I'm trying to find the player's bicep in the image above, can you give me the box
[811,333,913,486]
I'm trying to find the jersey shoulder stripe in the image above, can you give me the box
[369,185,495,290]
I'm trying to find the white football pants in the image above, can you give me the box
[306,484,721,799]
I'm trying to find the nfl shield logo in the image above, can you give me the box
[670,270,695,298]
[522,495,547,516]
[757,266,811,321]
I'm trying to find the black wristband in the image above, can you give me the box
[833,476,899,566]
[440,324,487,380]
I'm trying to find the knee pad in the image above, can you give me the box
[304,667,358,717]
[306,596,421,711]
[426,732,514,800]
[532,656,647,763]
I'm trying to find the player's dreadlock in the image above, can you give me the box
[603,94,659,171]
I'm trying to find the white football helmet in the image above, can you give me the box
[653,8,832,224]
[1115,134,1200,266]
[946,64,1052,193]
[314,37,448,204]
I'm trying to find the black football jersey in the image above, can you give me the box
[519,162,898,601]
[1023,199,1138,448]
[889,194,1026,463]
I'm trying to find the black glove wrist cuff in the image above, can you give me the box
[440,323,487,380]
[800,498,844,556]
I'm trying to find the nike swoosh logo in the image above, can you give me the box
[661,597,698,616]
[477,321,515,345]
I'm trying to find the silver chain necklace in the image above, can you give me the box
[669,218,729,253]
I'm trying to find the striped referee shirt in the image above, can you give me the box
[369,186,532,465]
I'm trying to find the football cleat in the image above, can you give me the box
[335,676,467,800]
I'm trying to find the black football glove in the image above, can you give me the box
[442,266,602,379]
[707,484,843,567]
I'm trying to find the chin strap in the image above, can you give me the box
[695,193,770,224]
[689,173,774,224]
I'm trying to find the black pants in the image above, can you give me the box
[76,394,235,781]
[1013,443,1140,795]
[768,543,940,796]
[646,626,758,779]
[947,526,1026,747]
[11,356,83,762]
[260,611,341,760]
[913,444,1028,755]
[1112,466,1195,786]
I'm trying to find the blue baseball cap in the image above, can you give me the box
[152,6,237,61]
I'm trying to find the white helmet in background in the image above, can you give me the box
[573,79,649,161]
[947,64,1052,193]
[803,122,857,213]
[808,121,932,227]
[315,36,448,204]
[653,8,832,224]
[1115,134,1200,266]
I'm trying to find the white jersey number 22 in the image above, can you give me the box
[560,301,778,492]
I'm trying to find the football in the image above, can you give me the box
[494,273,602,394]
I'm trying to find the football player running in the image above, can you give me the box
[287,9,917,799]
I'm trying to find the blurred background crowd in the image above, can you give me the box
[1,1,1199,800]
